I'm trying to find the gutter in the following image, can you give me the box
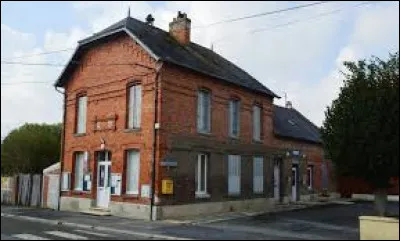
[55,86,66,211]
[150,61,163,221]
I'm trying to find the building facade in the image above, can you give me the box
[55,12,336,220]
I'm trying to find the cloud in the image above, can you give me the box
[1,1,399,139]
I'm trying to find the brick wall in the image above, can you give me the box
[61,33,157,205]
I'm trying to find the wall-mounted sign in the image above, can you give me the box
[111,173,122,196]
[160,157,177,167]
[162,179,173,195]
[141,184,151,198]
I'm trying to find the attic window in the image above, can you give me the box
[288,120,296,126]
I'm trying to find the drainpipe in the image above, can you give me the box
[150,61,163,221]
[55,86,66,211]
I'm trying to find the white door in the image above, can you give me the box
[273,164,280,201]
[47,175,59,210]
[291,166,297,202]
[228,155,241,195]
[97,161,111,208]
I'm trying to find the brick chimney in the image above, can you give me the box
[169,11,191,45]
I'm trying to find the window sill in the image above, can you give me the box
[74,133,87,137]
[252,139,263,144]
[122,193,140,199]
[72,190,90,195]
[195,193,210,199]
[198,131,213,137]
[123,128,141,133]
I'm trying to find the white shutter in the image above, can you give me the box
[134,85,142,128]
[61,172,70,191]
[74,153,84,190]
[77,96,87,134]
[253,157,263,193]
[228,155,241,195]
[197,91,203,132]
[126,150,140,194]
[253,106,261,141]
[128,86,134,128]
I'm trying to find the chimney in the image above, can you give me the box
[285,101,293,109]
[169,11,191,45]
[146,14,155,25]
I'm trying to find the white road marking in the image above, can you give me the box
[12,234,49,240]
[45,231,89,240]
[74,229,111,237]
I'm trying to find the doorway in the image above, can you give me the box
[96,151,111,208]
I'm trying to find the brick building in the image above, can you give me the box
[55,12,336,220]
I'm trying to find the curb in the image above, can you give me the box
[1,213,192,240]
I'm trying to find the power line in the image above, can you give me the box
[1,48,75,61]
[1,81,52,85]
[213,1,377,44]
[192,1,330,29]
[1,60,155,69]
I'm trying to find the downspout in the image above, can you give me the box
[150,61,163,221]
[55,86,66,211]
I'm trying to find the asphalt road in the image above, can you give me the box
[1,216,163,240]
[1,201,399,240]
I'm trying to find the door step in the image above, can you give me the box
[81,207,111,216]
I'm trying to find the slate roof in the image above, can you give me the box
[55,17,279,98]
[273,105,322,144]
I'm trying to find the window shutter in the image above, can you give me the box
[253,157,263,193]
[61,172,70,191]
[197,91,203,132]
[134,85,142,128]
[253,106,261,141]
[128,86,134,128]
[228,155,241,195]
[127,151,140,194]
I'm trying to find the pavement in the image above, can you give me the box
[1,200,399,240]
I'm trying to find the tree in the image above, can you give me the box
[1,123,62,175]
[321,52,399,216]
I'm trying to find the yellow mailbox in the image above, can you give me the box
[162,179,173,195]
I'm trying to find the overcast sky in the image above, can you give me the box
[1,1,399,139]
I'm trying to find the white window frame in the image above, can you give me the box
[76,96,87,134]
[197,90,211,133]
[128,84,142,129]
[229,99,240,138]
[228,155,241,195]
[126,150,140,195]
[196,154,209,198]
[307,165,313,190]
[253,156,264,194]
[253,105,261,141]
[74,152,84,191]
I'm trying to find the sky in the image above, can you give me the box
[1,1,399,139]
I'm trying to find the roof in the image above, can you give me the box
[55,17,279,98]
[273,105,322,144]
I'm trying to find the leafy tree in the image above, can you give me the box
[322,52,399,216]
[1,123,62,175]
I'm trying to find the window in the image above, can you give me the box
[195,154,208,196]
[126,150,140,194]
[307,165,313,190]
[253,105,261,141]
[197,90,211,133]
[74,152,84,191]
[228,155,241,195]
[128,84,142,129]
[229,99,240,137]
[253,157,263,194]
[76,96,87,134]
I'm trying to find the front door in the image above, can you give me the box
[97,152,111,208]
[273,163,280,201]
[291,166,298,202]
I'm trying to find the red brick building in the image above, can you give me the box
[55,12,336,220]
